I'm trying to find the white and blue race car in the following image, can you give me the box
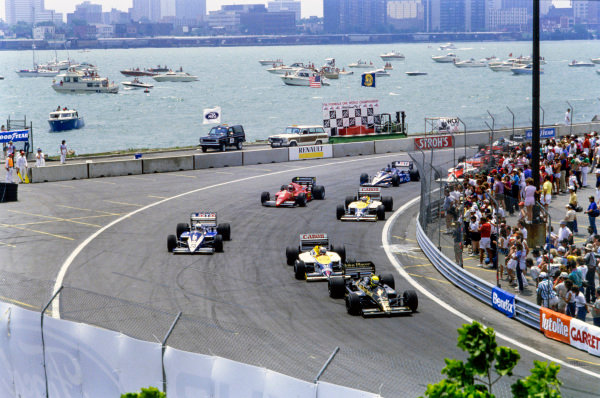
[359,161,419,187]
[167,212,231,254]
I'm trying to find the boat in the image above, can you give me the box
[122,78,154,89]
[147,65,170,73]
[488,61,515,72]
[52,69,119,93]
[511,64,544,75]
[383,62,393,70]
[0,76,4,80]
[405,71,428,76]
[380,51,405,60]
[15,44,59,77]
[280,69,330,86]
[592,58,600,64]
[259,59,283,66]
[266,62,309,74]
[48,108,85,132]
[368,69,390,77]
[152,70,198,82]
[120,68,157,77]
[453,58,487,68]
[320,66,339,79]
[439,43,456,50]
[348,60,374,68]
[569,60,595,67]
[431,53,457,63]
[339,69,354,76]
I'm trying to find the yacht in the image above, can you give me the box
[591,58,600,64]
[52,69,119,93]
[380,51,405,60]
[439,43,457,50]
[369,69,390,77]
[16,67,59,77]
[320,66,339,79]
[569,60,595,67]
[348,60,374,68]
[259,59,283,66]
[339,69,354,76]
[488,61,515,72]
[405,71,428,76]
[453,58,487,68]
[383,62,393,70]
[511,64,544,75]
[152,71,198,82]
[48,108,85,132]
[280,69,330,86]
[122,78,154,89]
[431,53,457,63]
[266,62,308,74]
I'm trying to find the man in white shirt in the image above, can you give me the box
[557,220,572,245]
[15,150,27,183]
[565,109,571,126]
[36,148,45,167]
[59,140,67,164]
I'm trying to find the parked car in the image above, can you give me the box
[200,124,245,152]
[268,125,329,148]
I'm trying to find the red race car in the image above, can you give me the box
[261,177,325,207]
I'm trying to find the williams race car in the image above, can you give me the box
[261,176,325,207]
[167,212,231,254]
[285,233,347,281]
[336,187,393,221]
[360,161,419,187]
[327,261,418,317]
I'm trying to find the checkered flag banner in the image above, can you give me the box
[321,99,380,136]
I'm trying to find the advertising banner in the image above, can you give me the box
[203,107,221,125]
[525,127,555,140]
[491,287,515,318]
[289,144,333,161]
[414,135,453,150]
[0,130,29,143]
[540,308,600,356]
[540,308,571,345]
[322,100,380,136]
[437,118,460,133]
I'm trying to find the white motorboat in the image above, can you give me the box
[453,58,487,68]
[339,69,354,76]
[348,60,374,68]
[591,58,600,64]
[266,62,308,74]
[488,61,515,72]
[280,69,330,86]
[48,108,85,132]
[15,44,59,77]
[405,71,428,76]
[380,51,405,60]
[511,64,544,75]
[368,69,390,77]
[152,71,198,82]
[320,66,339,79]
[52,69,119,93]
[122,78,154,89]
[439,43,456,50]
[569,60,595,67]
[431,53,457,63]
[259,59,283,66]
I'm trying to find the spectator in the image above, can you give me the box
[523,178,537,222]
[60,140,67,164]
[537,272,558,309]
[4,153,14,183]
[36,148,45,167]
[555,276,573,314]
[452,222,463,268]
[478,215,492,268]
[564,204,578,235]
[589,288,600,327]
[557,220,573,246]
[573,286,588,321]
[584,244,597,303]
[15,150,27,183]
[585,195,599,235]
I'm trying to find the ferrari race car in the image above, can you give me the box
[167,212,231,254]
[336,187,393,221]
[261,177,325,207]
[327,261,418,317]
[285,233,347,281]
[360,161,419,187]
[447,162,477,180]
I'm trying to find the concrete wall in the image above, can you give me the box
[332,141,375,158]
[88,159,142,178]
[195,151,243,169]
[374,138,413,154]
[31,164,88,183]
[242,148,288,165]
[142,156,193,174]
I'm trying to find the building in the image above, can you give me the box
[32,24,54,39]
[131,0,161,22]
[5,0,62,25]
[387,0,425,31]
[240,9,296,34]
[207,4,265,32]
[465,0,485,32]
[439,0,465,32]
[175,0,206,23]
[323,0,342,33]
[93,23,114,38]
[323,0,387,34]
[102,8,130,25]
[487,7,527,30]
[268,1,301,22]
[67,1,103,25]
[573,0,589,24]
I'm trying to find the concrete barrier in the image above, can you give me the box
[242,148,288,165]
[374,138,413,154]
[194,151,243,169]
[142,155,193,174]
[332,141,375,158]
[88,159,142,178]
[31,163,88,183]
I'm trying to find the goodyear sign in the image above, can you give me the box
[289,144,332,161]
[0,130,29,143]
[525,127,555,140]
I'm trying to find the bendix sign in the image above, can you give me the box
[414,135,453,151]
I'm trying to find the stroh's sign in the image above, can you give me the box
[414,135,453,150]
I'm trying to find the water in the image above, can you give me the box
[1,40,600,156]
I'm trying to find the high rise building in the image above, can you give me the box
[268,1,301,22]
[67,1,102,25]
[175,0,206,22]
[387,0,425,31]
[439,0,465,32]
[323,0,387,33]
[572,0,589,23]
[131,0,161,22]
[5,0,62,25]
[465,0,485,31]
[323,0,342,33]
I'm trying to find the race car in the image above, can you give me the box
[167,212,231,254]
[360,161,419,187]
[285,233,347,281]
[336,187,393,221]
[261,176,325,207]
[327,261,418,317]
[447,162,477,180]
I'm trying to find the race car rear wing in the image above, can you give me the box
[343,261,376,279]
[357,187,381,199]
[191,212,217,225]
[392,160,412,169]
[292,176,316,187]
[299,233,330,251]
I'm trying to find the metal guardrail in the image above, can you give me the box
[416,219,540,329]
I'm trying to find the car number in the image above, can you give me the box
[229,138,235,144]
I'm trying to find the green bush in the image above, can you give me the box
[121,386,165,398]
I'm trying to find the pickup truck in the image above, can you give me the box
[199,125,245,152]
[268,125,329,148]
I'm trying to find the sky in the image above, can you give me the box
[0,0,571,22]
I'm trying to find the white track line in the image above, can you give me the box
[382,197,600,379]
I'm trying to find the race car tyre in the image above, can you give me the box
[382,197,393,212]
[336,205,345,220]
[219,142,226,152]
[294,260,306,280]
[261,191,270,205]
[391,174,400,187]
[296,193,307,207]
[346,293,362,316]
[214,234,224,252]
[403,290,418,312]
[236,141,243,150]
[331,244,346,264]
[176,223,189,238]
[313,185,325,200]
[359,173,369,185]
[344,196,354,209]
[201,146,207,153]
[328,277,346,299]
[380,273,395,290]
[217,223,231,241]
[280,184,287,192]
[286,246,299,266]
[376,205,386,220]
[410,170,420,182]
[289,141,297,147]
[167,235,177,252]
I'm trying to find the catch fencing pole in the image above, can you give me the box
[506,106,515,138]
[162,311,182,394]
[314,347,340,383]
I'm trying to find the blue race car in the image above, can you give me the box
[359,161,419,187]
[167,212,231,254]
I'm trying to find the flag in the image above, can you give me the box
[361,72,376,88]
[309,75,321,88]
[203,107,221,124]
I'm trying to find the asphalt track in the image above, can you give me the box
[2,151,600,397]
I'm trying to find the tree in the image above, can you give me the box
[121,386,166,398]
[422,321,562,398]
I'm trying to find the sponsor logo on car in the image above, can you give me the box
[301,233,327,240]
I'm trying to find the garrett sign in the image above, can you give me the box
[414,135,453,150]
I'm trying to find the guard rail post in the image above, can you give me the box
[162,311,182,394]
[314,346,340,383]
[41,285,63,398]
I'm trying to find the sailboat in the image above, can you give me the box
[15,45,59,77]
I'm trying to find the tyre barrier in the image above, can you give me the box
[0,182,18,202]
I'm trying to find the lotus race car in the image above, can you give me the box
[261,177,325,207]
[336,187,393,221]
[327,261,418,317]
[167,212,231,254]
[285,233,347,281]
[360,161,419,187]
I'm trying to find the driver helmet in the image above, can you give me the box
[361,195,369,203]
[370,274,380,288]
[287,184,294,192]
[385,164,392,172]
[319,246,327,255]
